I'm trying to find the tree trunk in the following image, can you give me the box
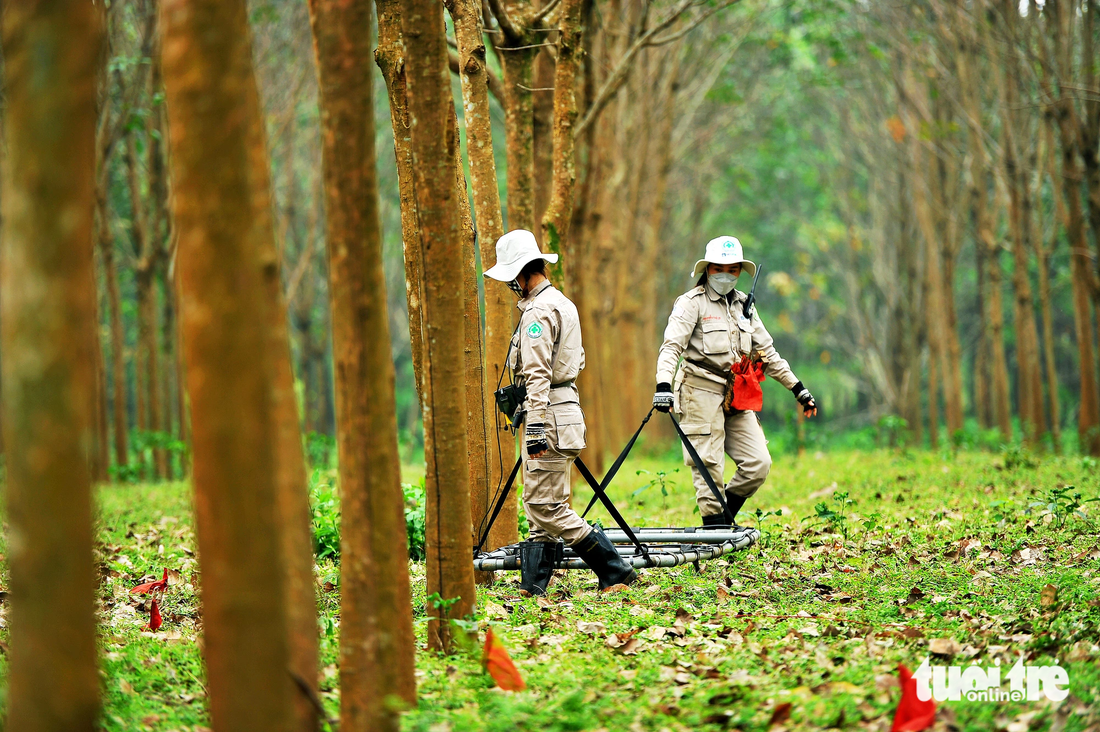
[1045,0,1100,455]
[160,0,296,729]
[0,4,102,729]
[448,0,516,550]
[1039,119,1063,450]
[532,44,555,235]
[501,47,538,234]
[100,206,129,468]
[401,0,476,653]
[539,0,585,283]
[375,0,427,405]
[449,107,494,585]
[309,0,417,724]
[1051,105,1100,455]
[997,0,1044,446]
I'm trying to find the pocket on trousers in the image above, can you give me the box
[524,458,570,504]
[678,420,722,466]
[552,404,587,451]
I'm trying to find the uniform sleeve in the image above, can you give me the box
[655,295,697,385]
[751,310,800,390]
[518,305,558,425]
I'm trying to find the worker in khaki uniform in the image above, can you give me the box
[484,230,637,595]
[652,236,817,527]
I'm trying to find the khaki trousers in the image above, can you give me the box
[675,375,772,516]
[522,402,593,546]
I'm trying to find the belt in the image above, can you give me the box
[550,380,575,390]
[685,358,730,380]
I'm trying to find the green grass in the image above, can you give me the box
[1,448,1098,731]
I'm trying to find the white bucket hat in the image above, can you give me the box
[483,229,559,282]
[691,236,757,278]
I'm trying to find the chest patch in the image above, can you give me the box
[526,323,544,339]
[702,315,722,323]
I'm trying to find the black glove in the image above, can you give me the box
[525,423,549,456]
[653,383,674,413]
[791,381,816,414]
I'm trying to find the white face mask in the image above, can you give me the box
[709,272,738,296]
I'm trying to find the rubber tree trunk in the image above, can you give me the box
[160,0,296,729]
[448,0,516,551]
[258,128,321,732]
[375,0,427,405]
[401,0,476,652]
[1052,104,1100,455]
[1040,120,1063,450]
[99,206,129,468]
[308,1,417,727]
[0,4,102,729]
[445,102,494,585]
[540,0,585,279]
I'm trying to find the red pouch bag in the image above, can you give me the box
[726,355,765,413]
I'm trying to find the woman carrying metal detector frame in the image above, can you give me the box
[653,236,818,528]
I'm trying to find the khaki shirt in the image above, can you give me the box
[655,281,799,391]
[511,279,585,425]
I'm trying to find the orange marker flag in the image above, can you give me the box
[482,626,526,692]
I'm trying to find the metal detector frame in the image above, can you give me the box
[473,525,760,572]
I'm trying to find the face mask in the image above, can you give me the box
[507,279,525,298]
[709,272,738,296]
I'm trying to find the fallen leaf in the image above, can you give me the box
[482,627,526,692]
[644,626,670,641]
[1040,584,1058,609]
[576,621,606,635]
[769,701,792,726]
[928,637,961,656]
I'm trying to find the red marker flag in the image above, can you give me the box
[131,568,168,596]
[145,598,163,632]
[891,664,936,732]
[482,627,526,692]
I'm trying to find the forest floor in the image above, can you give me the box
[1,447,1099,731]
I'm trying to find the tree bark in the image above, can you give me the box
[0,3,102,729]
[309,0,417,724]
[401,0,476,652]
[539,0,585,283]
[99,206,129,468]
[448,107,494,585]
[449,0,517,551]
[1044,0,1100,455]
[996,3,1045,447]
[1039,119,1063,450]
[375,0,427,405]
[160,0,296,728]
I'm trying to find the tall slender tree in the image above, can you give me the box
[308,0,417,727]
[448,0,517,551]
[160,0,297,728]
[401,0,476,652]
[0,1,103,729]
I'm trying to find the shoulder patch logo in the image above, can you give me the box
[526,323,544,339]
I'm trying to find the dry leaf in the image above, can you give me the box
[1040,584,1058,609]
[769,701,792,726]
[576,621,606,635]
[928,637,961,656]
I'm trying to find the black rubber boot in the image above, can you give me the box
[701,512,729,528]
[724,492,748,528]
[519,541,561,596]
[573,526,638,590]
